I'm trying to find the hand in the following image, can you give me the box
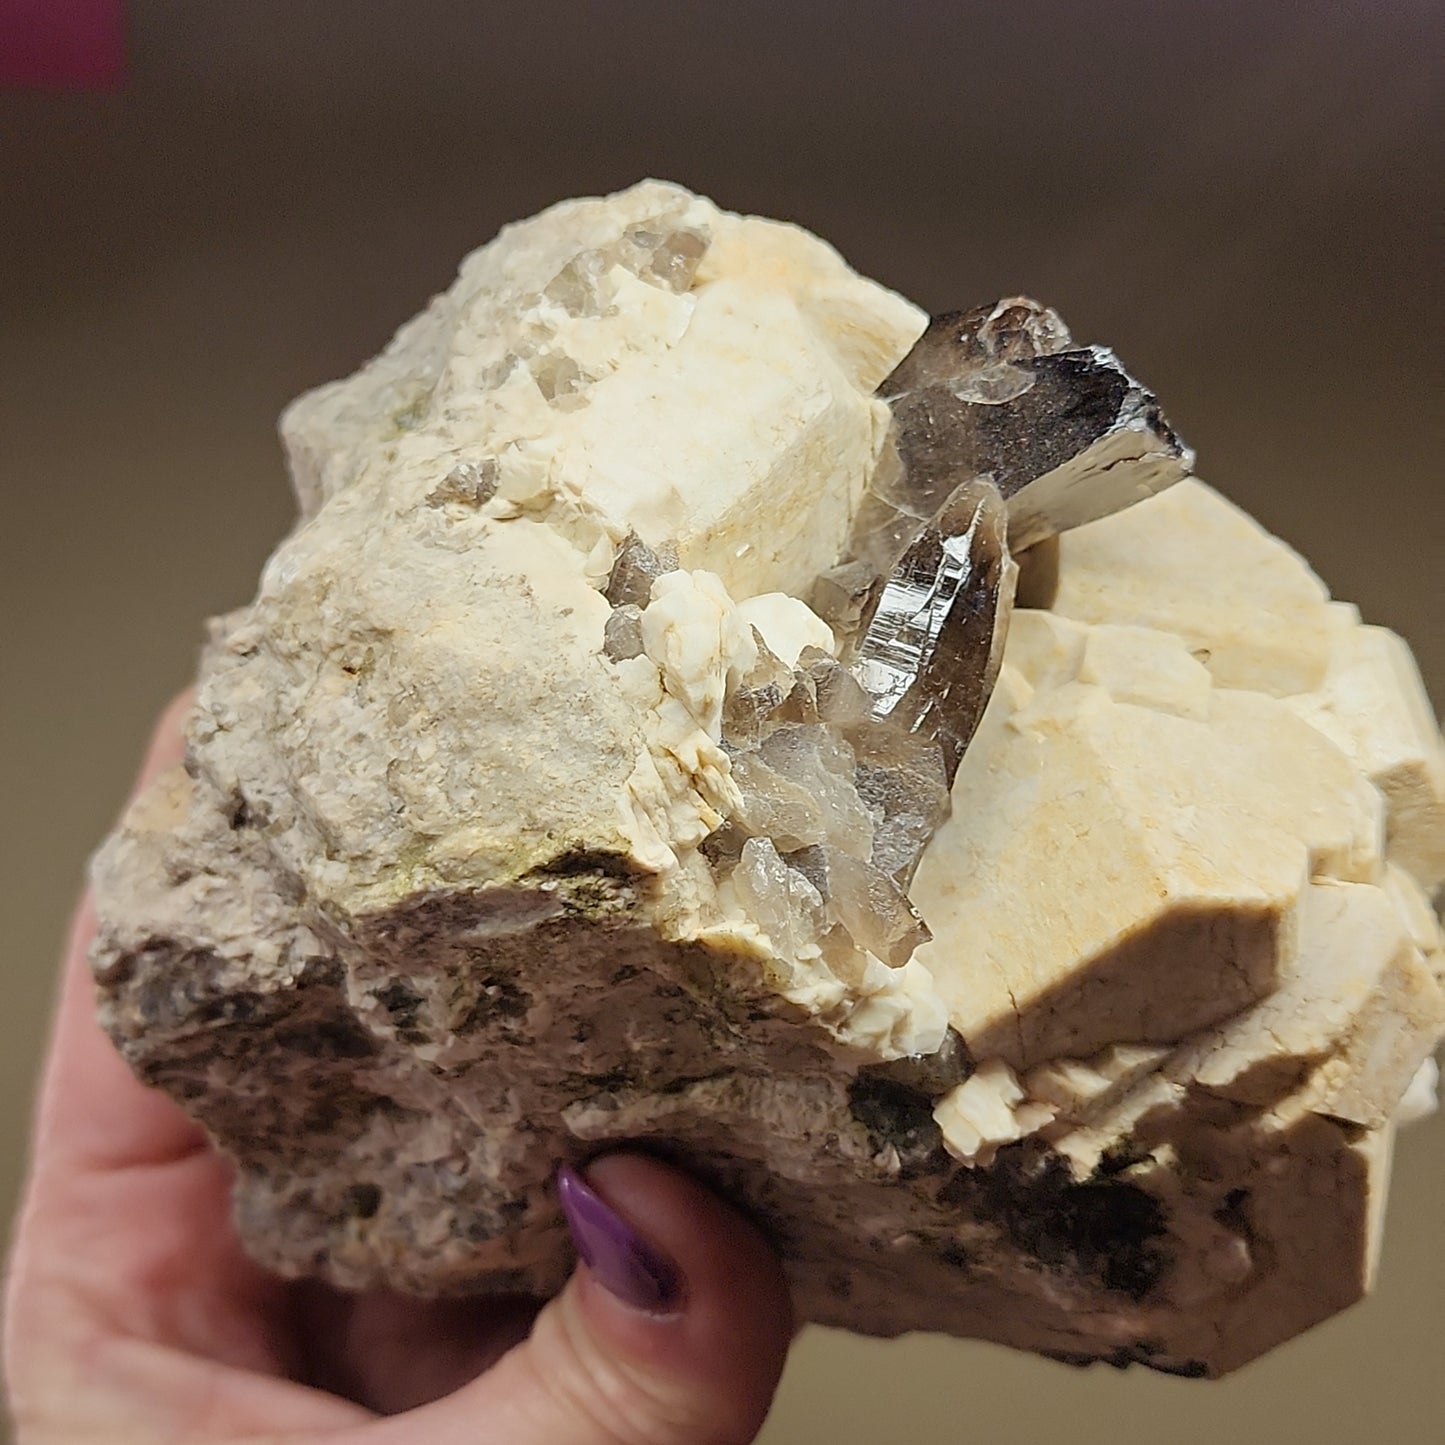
[4,697,794,1444]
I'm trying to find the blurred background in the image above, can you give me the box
[2,2,1441,1441]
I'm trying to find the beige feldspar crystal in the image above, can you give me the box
[89,182,1445,1377]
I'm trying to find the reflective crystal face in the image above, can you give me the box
[850,478,1013,776]
[873,298,1193,551]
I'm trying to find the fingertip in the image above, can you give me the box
[557,1163,684,1315]
[132,687,195,798]
[404,1153,794,1445]
[563,1152,793,1426]
[578,1151,791,1328]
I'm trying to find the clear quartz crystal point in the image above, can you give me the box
[827,297,1193,782]
[852,478,1015,776]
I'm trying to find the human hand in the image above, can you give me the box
[4,696,794,1444]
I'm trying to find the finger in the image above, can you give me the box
[9,694,260,1354]
[373,1153,793,1445]
[6,692,375,1436]
[31,689,203,1180]
[292,1284,541,1414]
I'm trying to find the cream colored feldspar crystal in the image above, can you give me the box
[89,182,1445,1378]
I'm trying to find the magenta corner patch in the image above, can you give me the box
[0,0,124,88]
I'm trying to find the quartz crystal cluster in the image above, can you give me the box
[90,182,1445,1376]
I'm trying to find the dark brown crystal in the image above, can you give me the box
[828,296,1193,792]
[850,478,1015,775]
[605,532,680,607]
[875,298,1192,551]
[602,604,646,661]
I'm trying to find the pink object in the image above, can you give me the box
[0,0,123,89]
[557,1165,682,1313]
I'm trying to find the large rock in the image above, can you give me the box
[89,182,1445,1377]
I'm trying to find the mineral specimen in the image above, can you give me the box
[89,181,1445,1377]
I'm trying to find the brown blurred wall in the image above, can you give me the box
[2,3,1441,1441]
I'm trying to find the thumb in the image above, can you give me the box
[382,1153,794,1445]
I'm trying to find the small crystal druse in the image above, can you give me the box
[90,184,1445,1377]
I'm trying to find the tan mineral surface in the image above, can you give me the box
[90,182,1445,1376]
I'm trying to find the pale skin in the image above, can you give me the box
[3,696,795,1444]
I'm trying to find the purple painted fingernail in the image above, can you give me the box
[557,1164,683,1314]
